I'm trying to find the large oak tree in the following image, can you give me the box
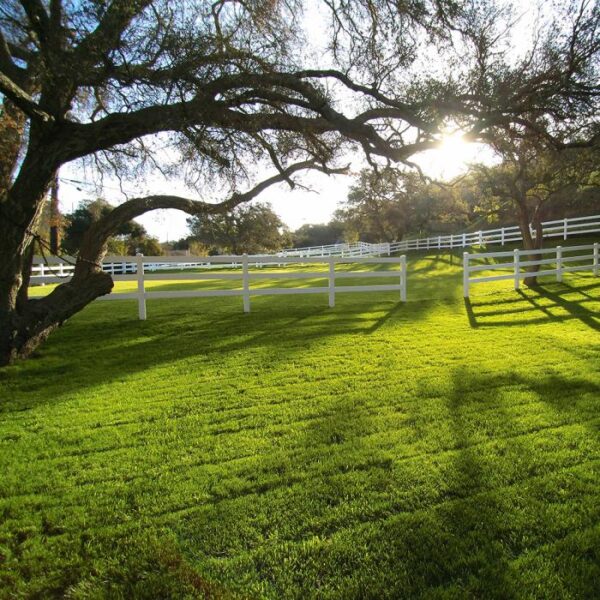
[0,0,598,364]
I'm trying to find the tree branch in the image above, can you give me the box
[75,159,348,270]
[0,71,53,122]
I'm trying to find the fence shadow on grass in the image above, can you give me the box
[464,281,600,332]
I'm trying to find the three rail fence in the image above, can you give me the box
[463,243,599,298]
[31,254,407,319]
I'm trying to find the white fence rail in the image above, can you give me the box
[31,254,407,319]
[391,214,600,253]
[278,240,391,258]
[279,214,600,257]
[463,242,599,298]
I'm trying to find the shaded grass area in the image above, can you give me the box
[2,248,600,598]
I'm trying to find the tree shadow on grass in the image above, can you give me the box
[163,365,600,597]
[0,294,437,412]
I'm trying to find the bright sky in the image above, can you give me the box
[58,135,495,242]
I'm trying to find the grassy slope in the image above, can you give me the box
[1,245,600,599]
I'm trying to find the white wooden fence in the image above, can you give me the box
[278,241,391,258]
[463,243,599,298]
[277,214,600,257]
[31,254,407,319]
[391,214,600,253]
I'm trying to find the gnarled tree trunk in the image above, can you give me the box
[515,196,543,287]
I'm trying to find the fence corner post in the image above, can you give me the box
[593,242,599,277]
[463,252,470,298]
[242,253,250,313]
[514,248,520,290]
[328,255,335,307]
[136,253,146,320]
[556,246,563,283]
[400,255,407,302]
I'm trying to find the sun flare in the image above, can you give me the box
[415,130,491,181]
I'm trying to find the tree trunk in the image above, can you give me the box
[516,198,543,287]
[0,136,115,365]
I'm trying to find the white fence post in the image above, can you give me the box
[594,243,599,276]
[501,228,505,246]
[463,252,469,298]
[563,218,568,240]
[462,233,466,248]
[400,255,407,302]
[514,248,520,290]
[242,253,250,313]
[556,246,563,282]
[136,253,146,320]
[478,231,483,246]
[328,256,335,307]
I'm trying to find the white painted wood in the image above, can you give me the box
[144,272,242,281]
[464,243,599,293]
[400,255,407,302]
[96,293,141,301]
[250,287,329,296]
[242,254,250,313]
[328,256,335,307]
[334,270,400,278]
[146,290,242,299]
[249,271,326,280]
[463,253,469,298]
[136,254,147,320]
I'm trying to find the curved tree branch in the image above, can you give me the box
[74,159,348,273]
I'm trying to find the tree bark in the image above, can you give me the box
[516,197,543,287]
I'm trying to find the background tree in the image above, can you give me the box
[0,0,598,363]
[62,199,162,256]
[337,169,410,243]
[187,202,289,255]
[336,168,470,242]
[291,222,346,248]
[470,142,600,283]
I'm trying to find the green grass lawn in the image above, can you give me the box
[2,246,600,598]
